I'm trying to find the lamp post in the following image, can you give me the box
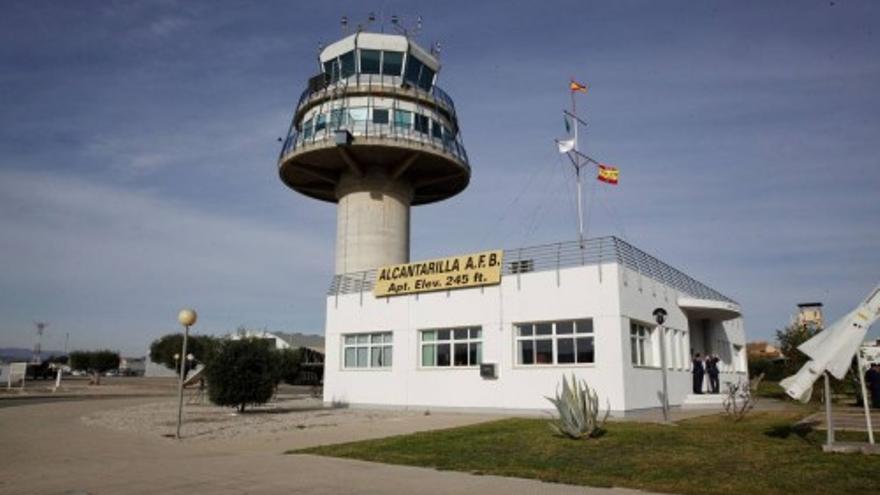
[176,308,197,439]
[653,308,670,423]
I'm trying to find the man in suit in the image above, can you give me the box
[867,363,880,409]
[707,355,720,394]
[692,353,705,394]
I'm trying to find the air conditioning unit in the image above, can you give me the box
[480,363,497,379]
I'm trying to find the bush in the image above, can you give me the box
[749,358,786,382]
[69,350,120,385]
[206,338,277,412]
[149,333,218,377]
[274,348,304,385]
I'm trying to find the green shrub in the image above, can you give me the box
[69,350,120,385]
[149,333,218,377]
[274,348,305,385]
[206,338,277,412]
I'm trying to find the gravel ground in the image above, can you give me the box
[82,395,425,441]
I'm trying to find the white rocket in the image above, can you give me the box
[780,284,880,403]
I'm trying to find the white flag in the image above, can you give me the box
[556,138,575,154]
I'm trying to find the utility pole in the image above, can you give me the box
[33,322,48,364]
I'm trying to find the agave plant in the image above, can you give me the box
[546,373,609,439]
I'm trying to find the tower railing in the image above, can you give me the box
[326,236,737,304]
[294,74,457,120]
[279,102,470,166]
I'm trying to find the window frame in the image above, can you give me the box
[342,331,393,370]
[419,326,483,369]
[630,320,657,368]
[513,319,595,367]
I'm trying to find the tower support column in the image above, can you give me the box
[335,170,413,274]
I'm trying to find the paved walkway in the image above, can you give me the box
[0,397,664,495]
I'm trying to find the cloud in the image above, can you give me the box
[0,169,331,354]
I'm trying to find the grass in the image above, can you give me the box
[292,411,879,495]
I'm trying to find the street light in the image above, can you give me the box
[175,308,197,439]
[653,307,670,423]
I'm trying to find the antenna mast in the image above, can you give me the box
[33,321,48,364]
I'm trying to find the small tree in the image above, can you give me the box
[274,348,304,385]
[149,333,218,377]
[69,350,120,385]
[776,323,820,376]
[206,338,277,412]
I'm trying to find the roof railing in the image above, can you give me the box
[327,236,737,304]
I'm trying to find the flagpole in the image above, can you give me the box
[571,87,584,249]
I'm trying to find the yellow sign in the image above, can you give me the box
[374,250,504,297]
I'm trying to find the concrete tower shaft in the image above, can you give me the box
[278,31,470,274]
[335,170,412,274]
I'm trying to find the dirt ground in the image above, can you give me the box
[0,379,664,494]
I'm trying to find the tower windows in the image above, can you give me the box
[393,109,412,129]
[339,51,356,78]
[414,114,429,134]
[382,51,403,76]
[372,109,389,124]
[360,49,381,74]
[404,56,423,86]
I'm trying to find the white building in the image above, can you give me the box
[322,237,746,415]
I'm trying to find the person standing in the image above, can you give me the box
[707,355,720,394]
[692,353,705,394]
[867,363,880,409]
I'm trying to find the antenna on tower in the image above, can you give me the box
[340,15,349,34]
[33,321,48,364]
[431,41,442,57]
[388,14,423,38]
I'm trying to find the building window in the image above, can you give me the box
[404,55,423,86]
[382,51,403,76]
[421,327,482,367]
[339,51,356,78]
[630,321,654,367]
[314,113,327,132]
[323,59,340,82]
[329,108,346,128]
[372,109,389,124]
[431,119,443,139]
[302,118,313,139]
[343,332,392,369]
[418,66,435,91]
[393,110,412,129]
[515,319,594,365]
[359,49,381,74]
[414,114,429,134]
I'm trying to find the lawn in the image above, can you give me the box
[294,411,879,495]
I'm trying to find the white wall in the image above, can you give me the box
[324,261,747,414]
[617,265,747,410]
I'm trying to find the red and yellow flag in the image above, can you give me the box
[597,164,619,185]
[569,79,589,94]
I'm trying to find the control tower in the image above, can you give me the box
[278,27,470,274]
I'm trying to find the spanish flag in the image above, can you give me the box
[570,80,589,94]
[597,164,619,185]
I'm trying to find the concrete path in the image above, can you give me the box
[0,397,664,495]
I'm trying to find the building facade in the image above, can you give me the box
[322,237,747,415]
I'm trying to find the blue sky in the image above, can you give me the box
[1,0,878,355]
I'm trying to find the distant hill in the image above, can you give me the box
[0,348,65,362]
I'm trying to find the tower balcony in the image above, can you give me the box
[278,81,470,206]
[292,73,458,126]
